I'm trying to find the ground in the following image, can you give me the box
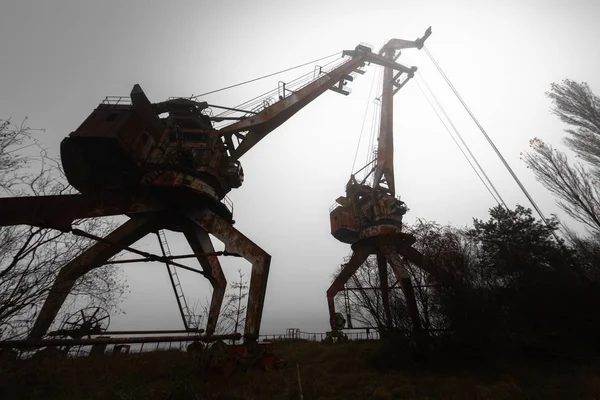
[2,340,600,399]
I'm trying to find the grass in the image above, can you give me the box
[2,341,600,399]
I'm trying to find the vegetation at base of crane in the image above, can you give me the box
[3,341,600,400]
[343,203,600,360]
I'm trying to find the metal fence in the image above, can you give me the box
[14,329,380,359]
[258,329,380,342]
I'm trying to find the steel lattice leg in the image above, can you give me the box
[186,209,270,342]
[376,252,393,329]
[326,245,373,330]
[29,217,157,339]
[183,224,227,336]
[385,249,425,340]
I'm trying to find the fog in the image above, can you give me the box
[1,0,599,335]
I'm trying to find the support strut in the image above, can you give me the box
[29,217,158,339]
[183,224,227,336]
[187,208,271,341]
[327,246,373,329]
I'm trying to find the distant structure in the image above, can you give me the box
[328,28,437,342]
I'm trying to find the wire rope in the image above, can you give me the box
[366,67,383,170]
[213,56,346,122]
[417,74,507,207]
[415,77,503,206]
[351,67,379,173]
[191,52,342,99]
[423,45,555,230]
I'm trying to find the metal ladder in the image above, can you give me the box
[157,230,201,331]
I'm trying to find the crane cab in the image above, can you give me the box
[60,85,243,201]
[61,100,157,193]
[330,202,358,244]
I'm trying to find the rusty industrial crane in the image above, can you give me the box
[0,34,432,346]
[328,28,439,341]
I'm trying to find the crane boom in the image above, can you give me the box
[220,50,370,160]
[373,27,431,195]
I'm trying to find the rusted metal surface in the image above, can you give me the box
[184,225,227,336]
[357,223,404,240]
[130,84,166,142]
[381,27,432,53]
[71,227,206,276]
[373,49,396,195]
[0,192,164,230]
[377,253,393,328]
[326,245,373,330]
[204,341,284,375]
[385,250,424,338]
[326,28,434,341]
[53,329,204,336]
[187,208,270,341]
[221,54,370,160]
[0,42,395,344]
[0,333,241,349]
[29,217,158,339]
[106,251,241,264]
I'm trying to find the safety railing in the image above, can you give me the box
[222,195,234,215]
[13,328,382,360]
[101,96,132,105]
[329,202,342,213]
[258,330,379,342]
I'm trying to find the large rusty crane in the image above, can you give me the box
[328,28,438,341]
[0,37,428,345]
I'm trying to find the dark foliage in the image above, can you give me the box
[347,205,600,359]
[436,206,600,357]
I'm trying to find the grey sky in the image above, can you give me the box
[2,0,600,334]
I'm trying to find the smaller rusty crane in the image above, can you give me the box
[328,27,442,342]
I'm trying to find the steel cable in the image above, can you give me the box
[191,52,342,99]
[415,77,503,206]
[423,45,555,232]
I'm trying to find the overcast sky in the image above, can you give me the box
[2,0,600,335]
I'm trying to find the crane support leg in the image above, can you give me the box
[399,245,452,287]
[377,252,393,329]
[186,209,270,342]
[386,251,425,340]
[326,246,373,330]
[183,224,227,336]
[29,217,156,339]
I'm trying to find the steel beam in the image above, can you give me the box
[377,252,393,329]
[29,216,158,339]
[0,192,164,230]
[49,329,204,336]
[385,250,425,340]
[223,55,368,159]
[373,49,396,195]
[1,333,241,349]
[183,223,227,336]
[326,245,373,329]
[186,209,271,341]
[398,244,453,286]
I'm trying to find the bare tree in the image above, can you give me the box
[524,139,600,235]
[523,80,600,236]
[196,269,248,337]
[225,269,248,340]
[0,119,126,340]
[547,80,600,178]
